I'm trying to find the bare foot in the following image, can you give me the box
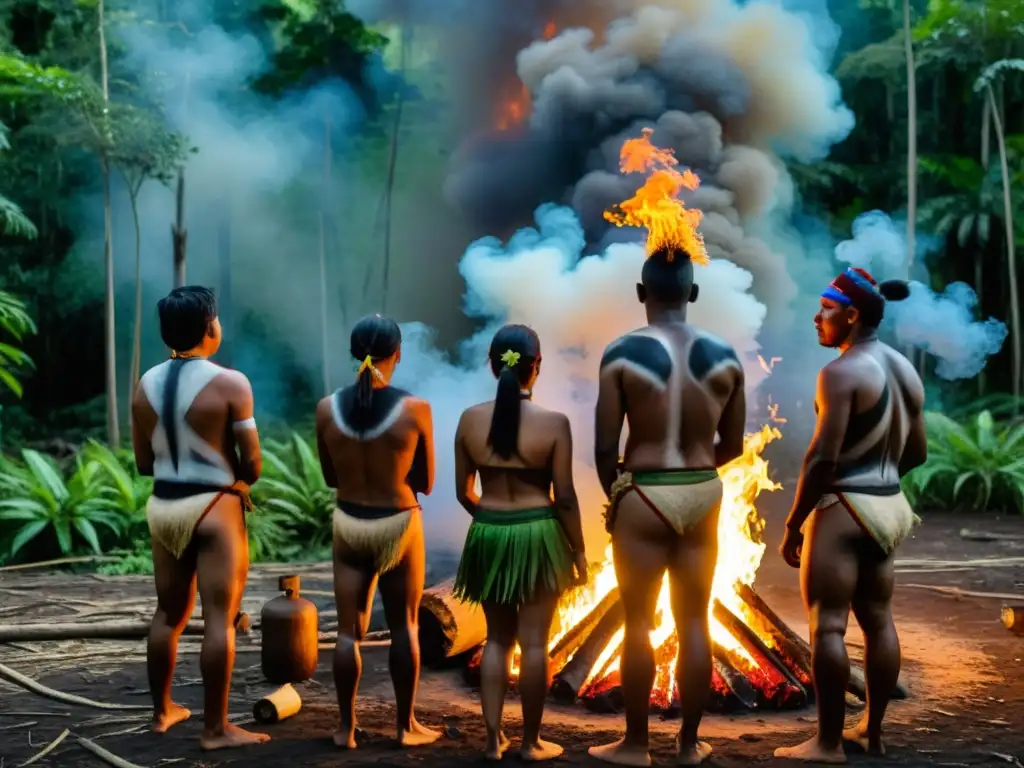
[333,726,357,749]
[152,702,190,733]
[842,719,884,756]
[676,739,713,766]
[774,736,846,764]
[200,723,270,751]
[485,730,510,761]
[589,738,652,767]
[398,719,441,747]
[522,738,564,761]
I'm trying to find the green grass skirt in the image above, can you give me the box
[453,507,575,606]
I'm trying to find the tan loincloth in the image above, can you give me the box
[147,492,221,559]
[817,491,920,556]
[332,507,417,573]
[605,470,723,536]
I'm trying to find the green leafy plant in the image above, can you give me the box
[0,291,36,398]
[0,449,130,560]
[81,439,152,546]
[253,432,334,552]
[902,410,1024,513]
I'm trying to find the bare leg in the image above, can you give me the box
[331,542,377,749]
[589,493,669,768]
[378,516,439,747]
[775,507,858,764]
[195,497,270,750]
[668,505,719,766]
[517,595,562,761]
[844,545,898,755]
[148,539,197,732]
[481,601,517,760]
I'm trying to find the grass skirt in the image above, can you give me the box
[453,507,574,606]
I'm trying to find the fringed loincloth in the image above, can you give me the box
[147,481,251,559]
[603,468,723,536]
[453,507,574,606]
[816,489,920,556]
[332,502,418,574]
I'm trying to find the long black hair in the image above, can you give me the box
[349,314,402,418]
[157,286,217,352]
[487,324,542,460]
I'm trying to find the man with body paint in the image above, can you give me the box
[132,286,268,750]
[589,246,747,767]
[315,314,440,750]
[775,267,924,764]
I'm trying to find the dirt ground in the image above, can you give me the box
[1,506,1022,767]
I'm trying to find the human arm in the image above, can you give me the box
[227,372,261,486]
[783,365,853,538]
[131,384,155,477]
[315,397,338,489]
[715,366,746,466]
[899,370,927,476]
[594,359,626,499]
[551,413,587,583]
[453,412,480,517]
[408,399,435,496]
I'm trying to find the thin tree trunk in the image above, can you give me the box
[217,197,232,367]
[98,0,119,447]
[380,29,411,315]
[171,170,187,288]
[128,189,143,431]
[318,114,331,396]
[979,93,991,399]
[987,84,1021,405]
[902,0,921,374]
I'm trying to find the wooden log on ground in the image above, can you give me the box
[1001,605,1024,636]
[711,643,759,712]
[548,588,620,674]
[712,600,807,710]
[735,584,813,688]
[418,578,487,667]
[549,598,624,704]
[0,614,251,643]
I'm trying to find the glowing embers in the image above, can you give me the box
[604,127,709,265]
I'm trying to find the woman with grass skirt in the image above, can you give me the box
[452,324,588,762]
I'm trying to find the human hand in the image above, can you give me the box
[779,528,803,569]
[574,552,589,586]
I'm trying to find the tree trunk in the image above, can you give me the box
[318,113,331,396]
[172,169,187,288]
[217,197,232,366]
[128,189,143,432]
[98,0,119,448]
[902,0,920,373]
[987,84,1021,404]
[380,29,411,315]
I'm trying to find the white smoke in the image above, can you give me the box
[393,204,767,554]
[833,210,1007,380]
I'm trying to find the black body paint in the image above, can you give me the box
[600,335,673,385]
[688,336,738,380]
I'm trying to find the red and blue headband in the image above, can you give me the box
[822,267,882,310]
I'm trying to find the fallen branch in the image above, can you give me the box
[902,584,1024,601]
[76,734,146,768]
[0,613,251,643]
[0,662,150,710]
[20,727,69,766]
[0,720,37,730]
[0,556,121,573]
[959,528,1024,543]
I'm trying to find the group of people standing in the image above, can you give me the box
[132,247,925,765]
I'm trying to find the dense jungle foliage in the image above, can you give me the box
[1,0,1024,567]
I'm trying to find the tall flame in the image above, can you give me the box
[604,128,709,265]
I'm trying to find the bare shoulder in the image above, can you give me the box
[216,366,253,395]
[457,401,489,430]
[315,394,334,423]
[818,356,857,393]
[881,344,925,406]
[530,403,571,433]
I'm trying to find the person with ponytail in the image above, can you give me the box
[775,268,925,763]
[452,324,587,762]
[314,314,439,750]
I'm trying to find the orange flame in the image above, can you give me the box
[604,128,709,264]
[492,20,559,131]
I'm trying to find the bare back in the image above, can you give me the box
[316,385,433,509]
[595,323,746,477]
[824,341,924,493]
[456,401,571,511]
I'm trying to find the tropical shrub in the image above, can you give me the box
[902,410,1024,514]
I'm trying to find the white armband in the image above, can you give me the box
[233,417,257,431]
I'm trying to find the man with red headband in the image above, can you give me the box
[775,267,926,763]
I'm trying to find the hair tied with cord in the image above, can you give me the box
[500,349,521,368]
[358,355,384,381]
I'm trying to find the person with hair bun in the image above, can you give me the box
[452,324,587,762]
[775,268,925,764]
[314,314,439,750]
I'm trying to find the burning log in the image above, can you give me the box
[418,578,487,667]
[712,599,807,709]
[711,645,759,712]
[1001,605,1024,636]
[549,597,624,704]
[549,588,621,673]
